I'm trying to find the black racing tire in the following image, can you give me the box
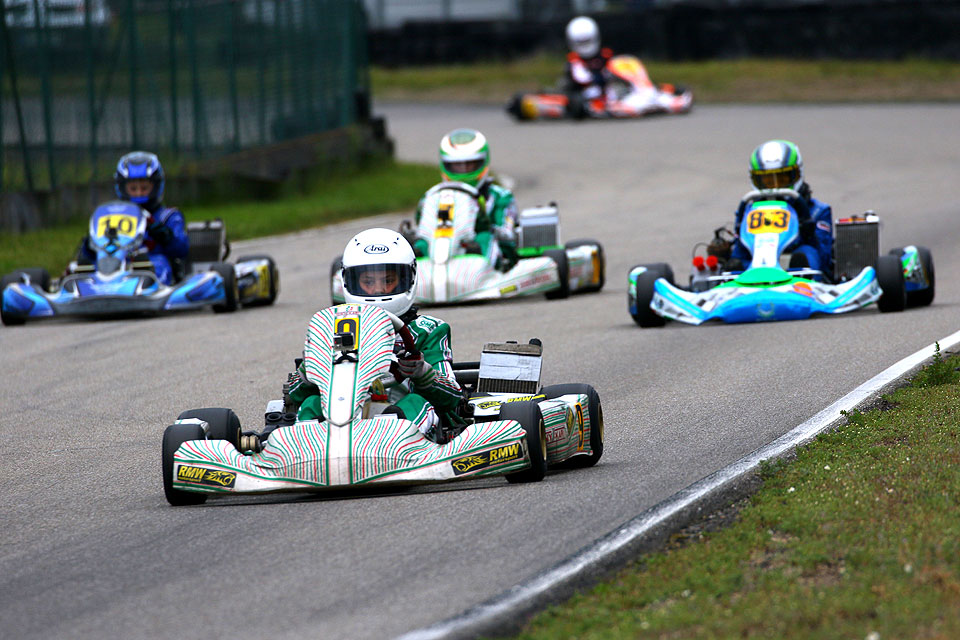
[876,254,906,313]
[235,254,280,307]
[566,92,588,120]
[502,401,547,483]
[20,268,51,292]
[565,239,605,293]
[543,248,571,300]
[176,408,241,451]
[2,272,27,326]
[162,423,208,506]
[788,253,809,269]
[630,262,674,327]
[890,246,935,308]
[540,383,604,468]
[330,254,344,304]
[211,262,239,313]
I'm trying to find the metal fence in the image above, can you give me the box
[1,0,370,194]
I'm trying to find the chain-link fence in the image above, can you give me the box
[1,0,370,198]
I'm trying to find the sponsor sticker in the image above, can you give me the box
[363,244,389,254]
[177,465,237,488]
[474,394,544,410]
[792,282,814,298]
[499,284,517,295]
[451,443,523,475]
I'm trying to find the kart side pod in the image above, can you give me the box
[478,341,543,394]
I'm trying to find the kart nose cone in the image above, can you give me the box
[719,291,815,323]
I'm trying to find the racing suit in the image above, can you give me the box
[413,178,519,272]
[565,48,614,101]
[80,205,189,285]
[288,312,464,442]
[730,190,834,276]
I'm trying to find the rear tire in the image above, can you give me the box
[21,268,51,292]
[502,401,547,483]
[177,408,241,451]
[890,246,935,308]
[543,249,570,300]
[630,262,673,327]
[235,254,279,306]
[876,254,906,313]
[540,383,603,468]
[211,262,239,313]
[565,239,605,293]
[162,423,208,506]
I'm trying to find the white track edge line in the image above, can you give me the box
[396,329,960,640]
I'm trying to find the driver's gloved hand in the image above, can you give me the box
[460,239,482,255]
[397,351,434,387]
[148,222,174,246]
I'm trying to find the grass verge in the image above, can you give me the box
[372,55,960,104]
[0,160,436,275]
[511,345,960,640]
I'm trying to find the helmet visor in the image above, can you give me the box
[751,166,800,190]
[343,263,414,298]
[442,158,485,178]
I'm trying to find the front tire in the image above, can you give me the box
[330,254,344,304]
[162,423,208,506]
[565,239,605,293]
[543,248,570,300]
[630,262,674,327]
[540,383,604,468]
[211,262,239,313]
[502,401,547,483]
[177,408,241,450]
[876,254,906,313]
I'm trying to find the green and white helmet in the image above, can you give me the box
[439,128,490,187]
[749,140,804,191]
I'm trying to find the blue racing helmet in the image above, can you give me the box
[115,151,165,211]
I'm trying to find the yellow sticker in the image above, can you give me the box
[96,214,139,238]
[334,315,360,349]
[434,227,454,238]
[746,207,791,234]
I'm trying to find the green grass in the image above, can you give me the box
[372,55,960,104]
[0,159,437,275]
[510,349,960,639]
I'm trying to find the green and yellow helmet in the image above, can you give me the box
[749,140,804,191]
[439,128,490,187]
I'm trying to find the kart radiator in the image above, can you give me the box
[834,215,880,281]
[478,342,542,394]
[187,220,226,268]
[518,205,560,249]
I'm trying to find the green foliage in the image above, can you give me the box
[913,342,960,388]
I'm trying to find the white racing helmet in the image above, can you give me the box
[341,228,417,316]
[566,16,600,58]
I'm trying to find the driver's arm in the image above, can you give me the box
[408,317,462,412]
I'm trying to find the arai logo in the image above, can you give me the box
[363,244,389,254]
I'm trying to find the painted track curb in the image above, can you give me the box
[396,329,960,640]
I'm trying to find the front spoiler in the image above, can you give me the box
[652,267,881,325]
[171,417,532,496]
[2,271,225,322]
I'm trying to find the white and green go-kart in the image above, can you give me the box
[330,182,604,305]
[161,304,603,505]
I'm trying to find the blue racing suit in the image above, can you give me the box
[731,194,833,276]
[81,205,189,285]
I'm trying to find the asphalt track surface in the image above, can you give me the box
[2,103,958,640]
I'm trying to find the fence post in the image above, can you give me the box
[168,0,180,154]
[1,4,35,192]
[84,0,98,199]
[227,0,240,151]
[30,0,57,190]
[127,0,139,150]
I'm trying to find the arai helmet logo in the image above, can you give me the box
[363,244,389,255]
